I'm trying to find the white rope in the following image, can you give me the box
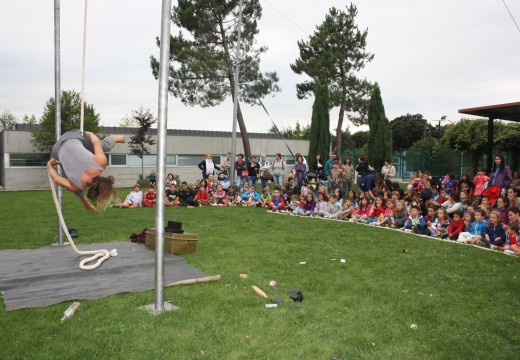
[48,172,117,270]
[79,0,88,134]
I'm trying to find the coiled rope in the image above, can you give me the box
[49,172,118,270]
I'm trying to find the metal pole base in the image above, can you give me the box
[139,301,179,316]
[51,242,70,247]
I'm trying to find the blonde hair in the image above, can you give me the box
[87,176,117,213]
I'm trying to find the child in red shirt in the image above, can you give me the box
[194,185,210,206]
[448,211,465,240]
[141,184,157,207]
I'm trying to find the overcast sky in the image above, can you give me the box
[1,0,519,133]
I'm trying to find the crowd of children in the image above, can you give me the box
[114,165,520,256]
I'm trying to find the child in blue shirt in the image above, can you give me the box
[457,209,488,244]
[405,205,426,234]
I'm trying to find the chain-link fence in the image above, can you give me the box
[342,149,519,180]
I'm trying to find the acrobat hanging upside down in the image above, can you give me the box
[47,130,126,212]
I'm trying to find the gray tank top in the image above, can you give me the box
[57,139,102,191]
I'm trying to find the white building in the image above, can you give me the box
[0,124,309,190]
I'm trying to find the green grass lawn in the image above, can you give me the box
[1,188,519,359]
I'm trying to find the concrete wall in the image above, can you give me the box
[1,127,309,190]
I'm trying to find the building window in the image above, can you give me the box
[178,155,202,166]
[9,153,50,167]
[110,154,126,166]
[127,154,157,167]
[166,155,177,166]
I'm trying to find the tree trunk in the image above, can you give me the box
[336,102,345,160]
[237,102,252,159]
[218,15,252,160]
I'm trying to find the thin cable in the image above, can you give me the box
[501,0,520,34]
[79,0,88,134]
[262,0,309,36]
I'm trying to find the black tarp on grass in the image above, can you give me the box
[0,241,208,310]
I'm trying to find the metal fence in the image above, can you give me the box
[342,149,518,180]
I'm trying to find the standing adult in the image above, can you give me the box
[489,154,512,191]
[381,159,396,180]
[341,158,355,195]
[234,153,247,188]
[270,153,286,188]
[324,153,337,181]
[220,152,232,174]
[312,154,324,180]
[259,154,271,189]
[356,154,370,186]
[247,155,260,185]
[293,155,307,191]
[198,153,221,180]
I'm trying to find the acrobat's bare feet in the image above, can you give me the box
[112,135,126,143]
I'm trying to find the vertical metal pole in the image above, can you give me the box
[230,0,244,185]
[54,0,64,245]
[154,0,172,313]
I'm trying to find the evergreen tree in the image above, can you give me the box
[291,3,373,158]
[31,90,100,153]
[151,0,279,159]
[367,83,392,170]
[308,84,331,163]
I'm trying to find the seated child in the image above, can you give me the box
[225,185,240,206]
[368,196,385,225]
[241,184,261,207]
[457,209,487,244]
[313,192,328,217]
[323,194,343,219]
[481,211,506,249]
[288,194,301,214]
[165,183,180,207]
[141,184,157,207]
[338,198,356,220]
[381,199,395,226]
[447,211,465,240]
[268,189,285,211]
[429,207,450,237]
[389,200,407,228]
[113,184,143,208]
[295,193,315,216]
[405,205,426,234]
[259,186,272,208]
[495,196,510,225]
[194,185,210,206]
[211,184,226,207]
[218,172,230,190]
[504,223,519,255]
[352,197,371,223]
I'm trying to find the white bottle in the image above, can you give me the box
[61,301,80,323]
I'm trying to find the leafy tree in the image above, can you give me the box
[434,118,500,174]
[351,130,369,149]
[31,90,100,152]
[389,113,434,150]
[268,121,311,140]
[494,121,520,171]
[151,0,280,159]
[118,114,139,128]
[308,84,331,163]
[0,109,17,131]
[22,114,37,125]
[367,83,392,170]
[128,107,157,180]
[291,3,373,158]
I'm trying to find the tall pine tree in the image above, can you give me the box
[308,84,331,163]
[367,83,392,171]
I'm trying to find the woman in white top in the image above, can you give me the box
[259,154,271,189]
[381,159,396,180]
[198,153,221,179]
[270,153,286,188]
